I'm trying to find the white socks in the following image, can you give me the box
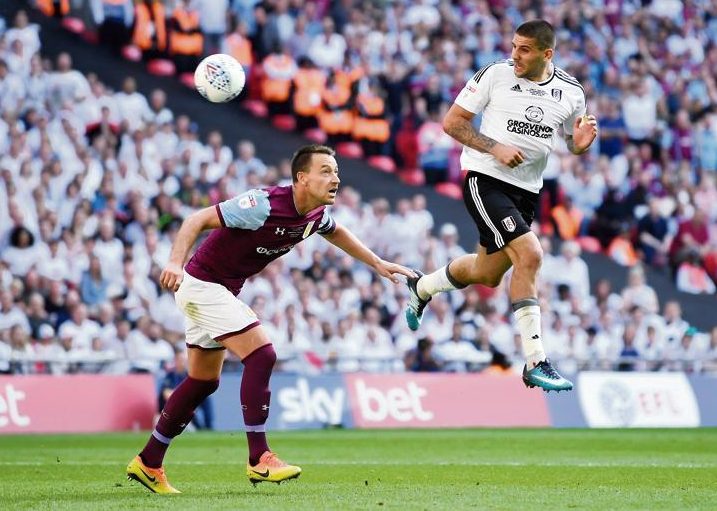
[513,299,546,368]
[416,264,465,300]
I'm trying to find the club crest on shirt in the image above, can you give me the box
[238,193,257,209]
[501,216,516,232]
[552,88,562,101]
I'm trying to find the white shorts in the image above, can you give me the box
[174,271,260,350]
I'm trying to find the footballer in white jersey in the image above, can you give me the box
[405,20,598,394]
[455,59,586,194]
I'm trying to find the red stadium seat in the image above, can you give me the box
[398,168,425,186]
[147,59,176,77]
[434,181,462,200]
[242,99,268,118]
[179,72,196,89]
[304,128,327,144]
[336,142,363,159]
[81,30,99,45]
[272,115,296,132]
[367,156,396,173]
[61,17,85,35]
[577,236,602,253]
[121,45,142,62]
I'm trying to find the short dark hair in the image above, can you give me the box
[290,144,335,182]
[516,20,555,50]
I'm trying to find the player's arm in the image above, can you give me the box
[322,224,416,283]
[566,114,598,155]
[443,103,524,168]
[161,206,221,291]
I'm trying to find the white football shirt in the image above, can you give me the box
[454,60,586,193]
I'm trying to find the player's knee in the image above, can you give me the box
[264,343,277,367]
[516,246,543,274]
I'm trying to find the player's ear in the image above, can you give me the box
[544,48,554,61]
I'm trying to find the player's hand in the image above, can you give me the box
[372,259,417,284]
[573,114,598,150]
[490,143,525,168]
[160,262,184,292]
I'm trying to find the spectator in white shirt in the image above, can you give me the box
[114,77,152,132]
[308,17,347,69]
[8,324,35,374]
[195,0,229,55]
[551,240,591,300]
[621,266,659,315]
[0,59,27,114]
[48,52,91,111]
[0,289,31,338]
[57,303,101,351]
[126,316,173,373]
[622,79,658,144]
[436,322,489,372]
[2,226,42,277]
[5,10,41,57]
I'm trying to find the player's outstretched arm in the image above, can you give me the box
[322,224,416,284]
[160,206,222,291]
[566,114,598,155]
[443,104,524,168]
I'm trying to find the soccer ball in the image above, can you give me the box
[194,54,246,103]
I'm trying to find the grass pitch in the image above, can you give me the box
[0,429,715,510]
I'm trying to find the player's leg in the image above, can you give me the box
[221,328,302,485]
[127,345,223,494]
[502,229,572,392]
[405,173,513,330]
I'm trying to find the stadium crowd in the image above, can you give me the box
[42,0,717,291]
[1,6,716,379]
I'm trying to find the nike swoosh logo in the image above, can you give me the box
[139,467,157,483]
[252,469,270,478]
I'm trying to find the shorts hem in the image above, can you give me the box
[213,321,261,341]
[185,344,227,351]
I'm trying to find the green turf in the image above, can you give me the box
[0,429,715,510]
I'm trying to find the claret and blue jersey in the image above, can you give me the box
[185,185,336,294]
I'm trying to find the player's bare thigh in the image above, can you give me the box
[188,326,272,379]
[453,244,513,287]
[188,348,226,380]
[221,325,273,361]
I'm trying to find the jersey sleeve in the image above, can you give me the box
[216,189,271,230]
[453,63,497,114]
[563,89,587,136]
[316,208,336,235]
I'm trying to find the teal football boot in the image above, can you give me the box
[405,270,431,331]
[522,359,573,392]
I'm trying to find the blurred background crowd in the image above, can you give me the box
[0,1,716,381]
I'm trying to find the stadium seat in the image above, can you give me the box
[398,168,425,186]
[147,59,176,77]
[178,72,196,89]
[367,156,396,173]
[577,236,603,253]
[61,17,85,35]
[336,142,363,159]
[304,128,327,144]
[434,181,462,200]
[121,45,142,62]
[81,30,99,45]
[272,115,296,132]
[242,99,268,118]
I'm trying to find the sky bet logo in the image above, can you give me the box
[277,378,345,426]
